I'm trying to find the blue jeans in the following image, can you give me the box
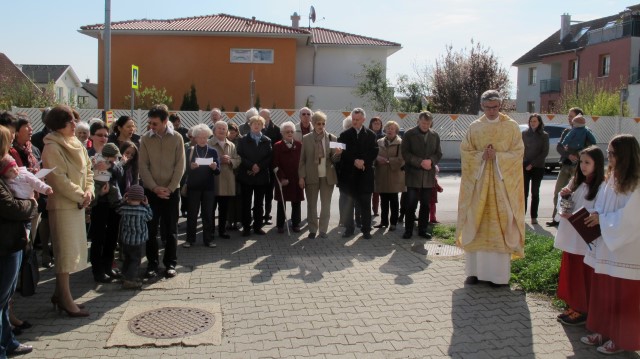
[0,250,22,358]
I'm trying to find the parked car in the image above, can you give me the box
[520,123,570,172]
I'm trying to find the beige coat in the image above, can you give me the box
[374,136,405,193]
[42,132,94,209]
[208,137,240,196]
[298,131,338,186]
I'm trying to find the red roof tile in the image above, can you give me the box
[310,28,400,47]
[79,14,400,47]
[80,14,309,35]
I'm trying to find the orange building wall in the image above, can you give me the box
[97,34,298,110]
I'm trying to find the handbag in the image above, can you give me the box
[180,147,195,197]
[19,246,39,296]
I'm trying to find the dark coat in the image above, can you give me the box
[0,178,38,256]
[336,127,379,194]
[236,133,272,186]
[401,126,443,188]
[272,140,304,202]
[262,121,282,144]
[185,145,221,191]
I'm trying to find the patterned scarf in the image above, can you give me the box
[13,140,39,173]
[313,131,325,164]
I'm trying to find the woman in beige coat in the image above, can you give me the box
[208,121,240,239]
[42,105,95,317]
[374,121,405,231]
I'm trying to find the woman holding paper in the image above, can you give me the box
[297,111,341,239]
[183,124,220,248]
[580,134,640,355]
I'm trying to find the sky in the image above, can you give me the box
[0,0,632,98]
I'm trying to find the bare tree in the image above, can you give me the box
[429,40,510,114]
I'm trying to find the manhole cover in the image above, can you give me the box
[128,307,215,339]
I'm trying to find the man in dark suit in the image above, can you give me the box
[336,108,378,239]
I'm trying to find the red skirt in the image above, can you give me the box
[586,272,640,351]
[557,251,593,313]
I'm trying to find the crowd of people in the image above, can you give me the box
[0,88,638,356]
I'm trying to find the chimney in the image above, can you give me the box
[86,78,90,83]
[560,13,571,41]
[291,12,301,28]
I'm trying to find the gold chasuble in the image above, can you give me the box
[456,113,525,258]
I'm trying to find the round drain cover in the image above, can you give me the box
[128,307,215,339]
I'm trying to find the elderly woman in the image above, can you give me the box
[272,121,303,233]
[226,123,243,230]
[298,112,340,239]
[373,121,405,231]
[184,124,220,248]
[0,123,37,357]
[42,105,94,317]
[208,121,239,239]
[75,121,91,149]
[522,113,549,225]
[108,116,140,148]
[237,115,272,236]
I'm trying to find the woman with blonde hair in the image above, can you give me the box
[374,121,405,231]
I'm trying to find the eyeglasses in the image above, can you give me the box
[283,130,294,134]
[301,113,311,116]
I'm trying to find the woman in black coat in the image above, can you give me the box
[236,115,272,237]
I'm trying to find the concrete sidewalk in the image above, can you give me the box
[13,189,638,358]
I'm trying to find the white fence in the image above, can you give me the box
[11,108,640,160]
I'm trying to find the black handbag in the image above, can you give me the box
[18,246,39,297]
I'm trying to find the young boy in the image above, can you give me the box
[92,143,123,206]
[115,185,153,289]
[560,115,596,163]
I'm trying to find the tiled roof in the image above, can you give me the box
[310,28,400,47]
[512,13,620,65]
[0,53,39,92]
[79,14,400,47]
[80,13,309,35]
[19,64,69,84]
[82,82,98,98]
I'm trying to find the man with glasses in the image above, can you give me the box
[298,111,341,238]
[294,107,313,142]
[335,108,378,239]
[139,104,186,279]
[456,90,525,287]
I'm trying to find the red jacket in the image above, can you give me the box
[272,140,304,202]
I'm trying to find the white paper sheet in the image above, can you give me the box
[35,167,56,179]
[329,142,346,150]
[195,158,214,166]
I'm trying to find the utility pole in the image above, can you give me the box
[104,0,111,111]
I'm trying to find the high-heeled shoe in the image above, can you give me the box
[51,295,86,310]
[54,302,90,317]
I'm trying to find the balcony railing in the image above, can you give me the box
[540,78,561,94]
[587,20,640,45]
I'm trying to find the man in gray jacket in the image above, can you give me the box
[400,111,442,240]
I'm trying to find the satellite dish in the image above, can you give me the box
[309,6,316,23]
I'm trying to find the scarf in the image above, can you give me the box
[313,131,325,164]
[13,141,39,173]
[250,132,261,146]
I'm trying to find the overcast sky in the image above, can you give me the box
[1,0,631,98]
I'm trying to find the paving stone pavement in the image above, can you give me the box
[12,189,640,359]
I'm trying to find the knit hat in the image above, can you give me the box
[126,184,145,202]
[572,115,586,127]
[102,143,121,158]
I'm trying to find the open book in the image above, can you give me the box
[568,207,601,244]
